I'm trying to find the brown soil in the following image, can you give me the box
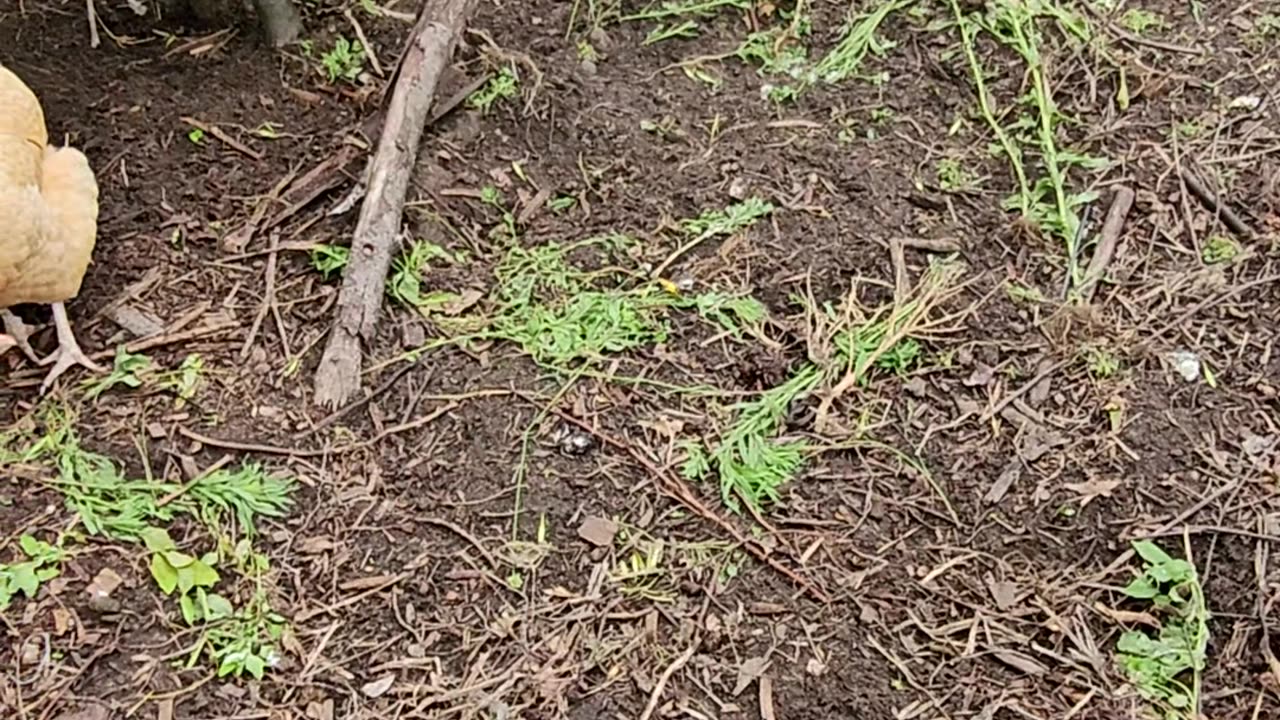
[2,1,1279,719]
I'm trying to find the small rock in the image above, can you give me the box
[558,430,596,456]
[1168,349,1201,382]
[588,27,613,50]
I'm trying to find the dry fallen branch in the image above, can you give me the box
[313,0,476,407]
[1078,186,1134,303]
[1178,166,1253,239]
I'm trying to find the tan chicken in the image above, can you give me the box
[1,63,104,393]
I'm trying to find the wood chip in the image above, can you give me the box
[86,567,123,598]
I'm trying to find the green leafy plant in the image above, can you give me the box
[11,410,292,542]
[156,354,204,408]
[0,535,66,609]
[937,156,978,191]
[809,0,915,85]
[951,0,1105,289]
[1116,540,1209,720]
[82,346,151,400]
[321,37,365,83]
[1120,8,1164,35]
[1201,235,1239,264]
[309,244,350,280]
[1084,345,1120,379]
[142,527,223,622]
[467,66,519,113]
[680,196,774,241]
[687,365,820,512]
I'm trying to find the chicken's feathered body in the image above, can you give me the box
[1,63,104,391]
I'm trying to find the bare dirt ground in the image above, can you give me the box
[2,0,1279,718]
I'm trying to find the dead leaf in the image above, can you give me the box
[1064,478,1122,507]
[53,608,72,636]
[964,364,995,387]
[157,698,174,720]
[991,649,1047,675]
[983,459,1022,505]
[86,567,123,598]
[361,675,395,698]
[298,537,339,554]
[733,656,771,696]
[52,705,109,720]
[339,574,398,591]
[576,516,618,547]
[441,288,484,316]
[986,577,1019,611]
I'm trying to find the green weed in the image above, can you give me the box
[622,0,747,21]
[387,239,464,310]
[1084,345,1119,379]
[467,66,519,113]
[1116,540,1208,720]
[1201,235,1239,265]
[490,236,674,366]
[309,244,350,280]
[1,409,294,678]
[680,196,774,241]
[1004,280,1045,304]
[321,37,365,83]
[952,0,1105,289]
[0,534,66,610]
[82,347,151,401]
[694,365,820,512]
[937,156,978,191]
[809,0,915,85]
[1120,8,1164,35]
[1244,13,1280,49]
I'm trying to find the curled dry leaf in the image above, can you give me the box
[733,656,771,696]
[361,674,395,698]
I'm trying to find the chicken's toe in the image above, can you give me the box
[38,344,104,394]
[1,310,44,364]
[36,303,104,394]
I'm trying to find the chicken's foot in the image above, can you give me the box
[36,303,104,393]
[1,310,44,364]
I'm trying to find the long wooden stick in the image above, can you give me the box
[313,0,475,407]
[1078,185,1134,303]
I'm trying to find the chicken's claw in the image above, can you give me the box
[1,310,44,364]
[36,303,104,394]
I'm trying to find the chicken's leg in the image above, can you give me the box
[36,303,104,393]
[1,310,44,364]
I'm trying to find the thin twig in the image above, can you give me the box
[1178,166,1254,239]
[639,643,698,720]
